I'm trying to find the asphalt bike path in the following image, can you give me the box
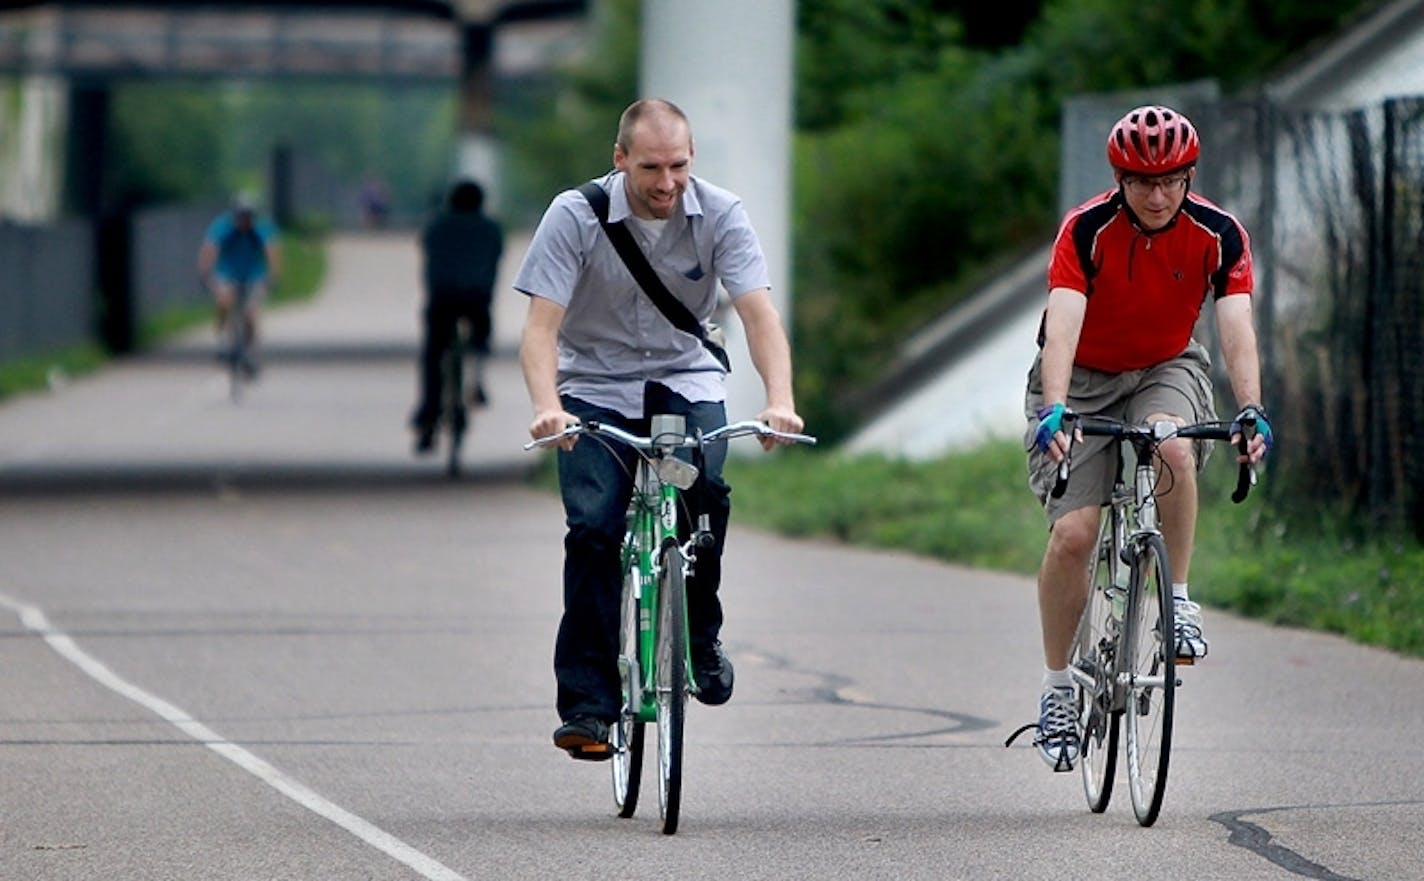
[0,232,1420,880]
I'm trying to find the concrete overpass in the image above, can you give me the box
[0,0,590,355]
[0,0,584,82]
[0,0,587,221]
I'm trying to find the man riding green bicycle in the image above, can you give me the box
[516,99,804,759]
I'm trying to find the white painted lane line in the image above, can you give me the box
[0,593,469,881]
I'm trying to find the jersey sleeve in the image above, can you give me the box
[1046,213,1089,295]
[204,215,231,244]
[1216,219,1254,298]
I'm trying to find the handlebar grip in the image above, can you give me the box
[1231,419,1257,504]
[1048,412,1078,499]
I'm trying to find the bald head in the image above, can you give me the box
[613,98,695,219]
[616,98,692,155]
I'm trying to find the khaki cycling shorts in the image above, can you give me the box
[1024,341,1217,526]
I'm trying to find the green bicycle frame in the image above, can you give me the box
[624,463,696,723]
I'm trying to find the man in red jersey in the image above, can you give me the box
[1020,105,1273,772]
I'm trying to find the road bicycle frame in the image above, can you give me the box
[1063,415,1256,826]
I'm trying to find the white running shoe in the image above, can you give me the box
[1174,599,1210,661]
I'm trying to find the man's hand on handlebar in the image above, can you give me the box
[530,408,580,451]
[756,405,805,451]
[1034,402,1077,463]
[1230,404,1273,466]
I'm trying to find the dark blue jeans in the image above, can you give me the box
[554,386,731,723]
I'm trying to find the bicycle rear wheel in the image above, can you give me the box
[654,543,688,835]
[1124,533,1174,827]
[1073,507,1121,813]
[612,557,645,818]
[441,341,466,477]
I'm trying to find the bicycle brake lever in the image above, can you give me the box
[1230,420,1257,504]
[1049,413,1078,499]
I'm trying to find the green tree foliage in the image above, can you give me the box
[792,0,1379,440]
[497,0,640,224]
[110,85,227,205]
[230,83,455,216]
[108,81,454,217]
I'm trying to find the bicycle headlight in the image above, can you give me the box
[657,457,700,491]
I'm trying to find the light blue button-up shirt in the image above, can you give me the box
[514,170,770,418]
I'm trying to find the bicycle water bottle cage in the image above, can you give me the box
[649,414,699,490]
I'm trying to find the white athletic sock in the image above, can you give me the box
[1173,582,1190,602]
[1043,667,1073,691]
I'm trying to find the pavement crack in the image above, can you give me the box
[1210,800,1423,881]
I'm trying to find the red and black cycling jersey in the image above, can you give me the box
[1042,188,1253,373]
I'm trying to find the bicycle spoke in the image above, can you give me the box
[612,563,644,818]
[1073,507,1120,813]
[1124,535,1174,827]
[655,544,687,835]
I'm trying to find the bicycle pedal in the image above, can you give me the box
[1175,656,1197,666]
[566,744,613,762]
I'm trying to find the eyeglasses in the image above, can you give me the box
[1122,173,1190,196]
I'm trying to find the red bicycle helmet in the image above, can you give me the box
[1106,105,1200,175]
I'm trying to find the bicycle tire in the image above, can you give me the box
[612,558,645,818]
[654,542,687,835]
[1074,507,1121,813]
[1124,533,1174,827]
[442,339,465,477]
[227,305,246,404]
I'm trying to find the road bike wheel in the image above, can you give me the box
[1124,533,1174,827]
[1073,507,1121,813]
[654,543,688,835]
[612,560,645,818]
[226,314,246,403]
[441,343,465,477]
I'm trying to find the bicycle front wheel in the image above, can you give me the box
[654,543,688,835]
[612,558,645,818]
[1123,533,1175,827]
[227,315,246,403]
[1073,507,1121,814]
[442,345,465,477]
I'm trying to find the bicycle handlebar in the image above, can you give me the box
[1050,414,1256,504]
[524,419,818,452]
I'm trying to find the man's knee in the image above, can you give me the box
[1048,507,1098,561]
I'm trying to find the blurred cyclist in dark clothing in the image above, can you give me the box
[411,179,505,454]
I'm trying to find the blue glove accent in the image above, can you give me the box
[1232,404,1274,453]
[1034,402,1067,453]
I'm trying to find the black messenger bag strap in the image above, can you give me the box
[578,181,730,371]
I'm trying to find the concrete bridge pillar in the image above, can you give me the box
[455,19,502,211]
[641,0,795,422]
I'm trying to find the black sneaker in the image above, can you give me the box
[693,641,734,706]
[553,716,612,761]
[413,426,436,455]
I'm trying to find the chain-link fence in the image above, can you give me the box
[1200,98,1424,536]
